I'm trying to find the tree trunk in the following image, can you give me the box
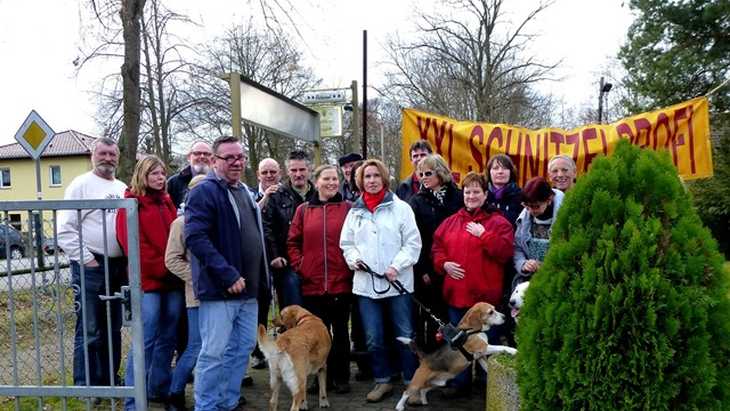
[119,0,147,183]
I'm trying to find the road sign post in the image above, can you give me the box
[14,110,55,269]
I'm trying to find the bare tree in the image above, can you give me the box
[117,0,146,182]
[80,0,201,170]
[180,23,321,183]
[385,0,558,127]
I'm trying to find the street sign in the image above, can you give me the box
[301,89,348,104]
[310,105,343,137]
[232,75,321,142]
[14,110,55,160]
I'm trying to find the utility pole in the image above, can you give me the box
[351,80,360,154]
[362,30,368,158]
[598,76,613,124]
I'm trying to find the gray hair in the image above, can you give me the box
[548,154,576,172]
[91,137,118,153]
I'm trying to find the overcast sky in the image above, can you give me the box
[0,0,634,147]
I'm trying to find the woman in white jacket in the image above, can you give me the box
[340,159,422,403]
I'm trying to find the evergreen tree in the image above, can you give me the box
[619,0,730,257]
[516,140,730,410]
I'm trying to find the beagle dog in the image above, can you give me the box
[257,305,332,411]
[395,302,517,410]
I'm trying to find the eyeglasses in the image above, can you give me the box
[418,171,434,178]
[191,151,212,157]
[215,154,247,164]
[259,170,278,175]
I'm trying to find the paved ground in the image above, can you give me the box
[158,363,486,411]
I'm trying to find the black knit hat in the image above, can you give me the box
[338,152,363,166]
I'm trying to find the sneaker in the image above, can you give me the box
[366,383,393,402]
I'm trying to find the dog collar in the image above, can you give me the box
[296,314,316,326]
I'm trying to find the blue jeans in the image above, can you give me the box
[195,298,258,411]
[358,294,418,383]
[71,257,126,386]
[273,266,302,308]
[169,307,201,395]
[447,306,499,390]
[124,289,184,410]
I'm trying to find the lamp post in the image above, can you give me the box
[598,76,613,124]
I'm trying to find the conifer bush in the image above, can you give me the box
[516,140,730,410]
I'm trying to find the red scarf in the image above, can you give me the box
[363,189,386,212]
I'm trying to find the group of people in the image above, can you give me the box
[57,135,579,411]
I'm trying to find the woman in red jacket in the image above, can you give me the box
[287,164,353,393]
[116,155,182,408]
[432,171,514,397]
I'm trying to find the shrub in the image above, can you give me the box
[516,140,730,410]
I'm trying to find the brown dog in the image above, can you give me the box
[395,302,517,410]
[257,305,332,411]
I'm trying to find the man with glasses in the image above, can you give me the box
[250,158,281,208]
[396,140,433,202]
[185,136,269,411]
[262,150,315,308]
[168,141,213,209]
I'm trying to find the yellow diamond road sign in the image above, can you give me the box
[14,110,55,159]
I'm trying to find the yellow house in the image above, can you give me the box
[0,130,95,231]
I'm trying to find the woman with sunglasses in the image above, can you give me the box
[512,176,565,287]
[408,154,463,352]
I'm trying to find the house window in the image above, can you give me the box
[0,168,10,188]
[49,165,62,186]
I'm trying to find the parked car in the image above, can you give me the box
[0,224,26,259]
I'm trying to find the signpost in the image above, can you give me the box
[14,110,55,268]
[309,105,343,137]
[224,73,323,164]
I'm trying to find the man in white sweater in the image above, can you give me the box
[57,137,127,387]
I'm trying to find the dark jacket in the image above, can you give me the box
[396,174,420,203]
[184,172,270,301]
[432,208,514,308]
[262,181,316,263]
[116,188,181,292]
[287,193,352,296]
[167,165,194,209]
[409,182,463,284]
[339,181,358,202]
[486,182,523,228]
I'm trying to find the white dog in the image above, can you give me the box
[509,281,530,323]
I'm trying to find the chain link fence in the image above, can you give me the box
[0,200,144,410]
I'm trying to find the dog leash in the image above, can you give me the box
[357,261,475,361]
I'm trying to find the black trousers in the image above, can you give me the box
[302,294,352,384]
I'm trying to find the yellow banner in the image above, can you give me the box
[400,97,713,186]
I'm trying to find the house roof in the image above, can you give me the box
[0,130,97,159]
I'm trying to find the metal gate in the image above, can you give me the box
[0,199,146,410]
